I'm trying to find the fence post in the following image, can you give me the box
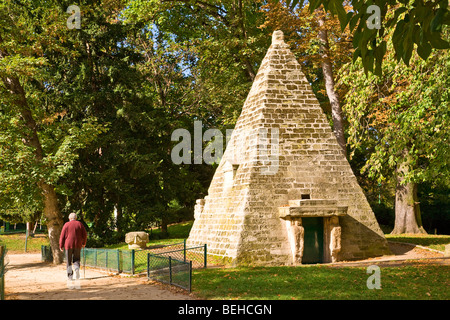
[94,248,97,267]
[0,245,4,300]
[117,249,120,273]
[83,248,86,274]
[204,243,207,268]
[24,229,28,253]
[131,249,135,275]
[189,260,192,293]
[105,249,108,269]
[183,239,186,262]
[169,256,172,285]
[147,253,150,280]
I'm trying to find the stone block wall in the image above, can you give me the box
[187,31,390,266]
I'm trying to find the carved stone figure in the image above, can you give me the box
[329,216,341,262]
[125,231,149,250]
[292,220,304,264]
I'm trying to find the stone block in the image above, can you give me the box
[125,231,149,250]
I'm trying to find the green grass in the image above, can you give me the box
[105,221,194,250]
[192,264,450,300]
[385,234,450,251]
[0,233,48,253]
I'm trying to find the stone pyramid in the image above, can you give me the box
[187,31,390,266]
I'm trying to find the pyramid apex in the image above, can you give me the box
[272,30,284,45]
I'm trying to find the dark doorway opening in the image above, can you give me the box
[302,217,324,264]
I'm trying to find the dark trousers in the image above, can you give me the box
[65,248,81,280]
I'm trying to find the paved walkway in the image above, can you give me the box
[4,253,194,300]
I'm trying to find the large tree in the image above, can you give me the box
[123,0,271,126]
[288,0,450,76]
[0,0,106,262]
[338,28,449,234]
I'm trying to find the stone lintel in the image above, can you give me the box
[279,199,347,219]
[288,199,337,207]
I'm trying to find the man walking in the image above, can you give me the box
[59,213,87,289]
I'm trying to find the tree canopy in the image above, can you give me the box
[0,0,448,251]
[287,0,450,75]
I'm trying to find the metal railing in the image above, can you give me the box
[143,241,207,269]
[82,248,128,273]
[40,241,206,292]
[147,254,192,292]
[41,240,207,271]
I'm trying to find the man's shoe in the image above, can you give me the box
[74,268,80,280]
[67,279,75,290]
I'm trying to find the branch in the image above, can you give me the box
[161,0,230,27]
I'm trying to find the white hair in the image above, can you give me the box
[69,212,77,220]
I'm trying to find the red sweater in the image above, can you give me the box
[59,220,87,249]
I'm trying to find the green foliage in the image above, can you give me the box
[2,0,446,239]
[1,0,268,238]
[0,0,107,223]
[288,0,450,76]
[338,30,450,187]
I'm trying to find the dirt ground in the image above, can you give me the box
[3,241,447,300]
[331,241,448,267]
[4,253,194,300]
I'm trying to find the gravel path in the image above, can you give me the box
[4,253,194,300]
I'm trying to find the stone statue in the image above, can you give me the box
[291,219,304,264]
[329,216,341,262]
[125,231,149,250]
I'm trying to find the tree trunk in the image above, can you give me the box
[161,213,169,237]
[391,151,427,234]
[0,41,65,263]
[40,182,64,263]
[316,13,347,157]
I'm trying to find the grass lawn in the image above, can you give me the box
[192,264,450,300]
[385,234,450,251]
[105,221,194,250]
[0,233,48,253]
